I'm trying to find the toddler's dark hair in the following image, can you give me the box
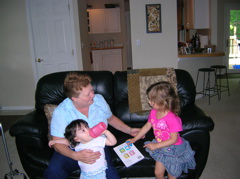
[146,81,180,115]
[64,119,89,147]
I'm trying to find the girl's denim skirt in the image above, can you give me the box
[144,138,196,177]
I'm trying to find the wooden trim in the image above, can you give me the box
[178,52,225,58]
[91,46,123,50]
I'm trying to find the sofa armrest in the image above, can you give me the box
[10,110,48,139]
[9,110,53,178]
[181,129,210,178]
[180,104,215,132]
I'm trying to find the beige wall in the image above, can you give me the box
[0,0,238,109]
[130,0,178,69]
[0,0,35,109]
[0,0,82,110]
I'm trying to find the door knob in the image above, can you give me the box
[35,58,43,62]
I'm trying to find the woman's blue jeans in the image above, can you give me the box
[44,146,120,179]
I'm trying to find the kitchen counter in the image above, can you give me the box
[91,46,124,51]
[178,51,225,95]
[178,51,225,58]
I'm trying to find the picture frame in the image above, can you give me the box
[184,47,191,54]
[146,4,161,33]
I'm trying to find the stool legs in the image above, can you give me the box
[213,70,220,101]
[204,71,220,105]
[196,68,220,105]
[211,65,230,99]
[225,68,230,96]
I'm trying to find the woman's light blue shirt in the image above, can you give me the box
[51,94,112,138]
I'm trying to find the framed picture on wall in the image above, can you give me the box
[146,4,161,33]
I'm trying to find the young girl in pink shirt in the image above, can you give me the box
[127,81,196,179]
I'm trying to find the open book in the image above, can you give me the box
[113,142,144,167]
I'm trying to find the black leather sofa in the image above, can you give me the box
[10,69,214,179]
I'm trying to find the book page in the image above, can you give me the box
[113,142,144,167]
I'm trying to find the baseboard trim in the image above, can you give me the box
[195,94,203,100]
[0,106,35,111]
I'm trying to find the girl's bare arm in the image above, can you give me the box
[126,122,152,144]
[143,132,178,151]
[103,130,117,146]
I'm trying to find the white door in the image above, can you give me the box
[29,0,77,79]
[224,3,240,73]
[78,0,91,70]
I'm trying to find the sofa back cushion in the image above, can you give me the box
[35,71,114,111]
[175,69,196,106]
[113,69,196,124]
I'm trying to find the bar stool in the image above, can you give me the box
[210,65,230,99]
[196,68,220,105]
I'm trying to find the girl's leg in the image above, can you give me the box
[155,161,166,179]
[167,173,177,179]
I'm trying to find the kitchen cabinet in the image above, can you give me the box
[177,0,184,30]
[184,0,209,29]
[88,8,121,34]
[92,48,123,73]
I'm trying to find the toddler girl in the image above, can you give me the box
[127,81,196,179]
[49,119,117,179]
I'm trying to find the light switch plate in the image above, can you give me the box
[136,39,141,46]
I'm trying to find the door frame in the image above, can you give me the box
[224,3,240,73]
[25,0,81,84]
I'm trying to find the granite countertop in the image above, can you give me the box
[178,51,225,58]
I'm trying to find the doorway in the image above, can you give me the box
[224,3,240,73]
[85,0,132,70]
[27,0,79,81]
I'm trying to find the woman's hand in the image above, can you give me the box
[129,128,140,137]
[130,128,145,139]
[74,149,101,164]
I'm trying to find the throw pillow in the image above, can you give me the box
[44,104,57,140]
[139,75,168,111]
[127,68,177,113]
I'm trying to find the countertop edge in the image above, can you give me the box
[178,52,225,58]
[91,46,124,50]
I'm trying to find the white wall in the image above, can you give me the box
[0,0,35,109]
[211,0,218,45]
[130,0,178,69]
